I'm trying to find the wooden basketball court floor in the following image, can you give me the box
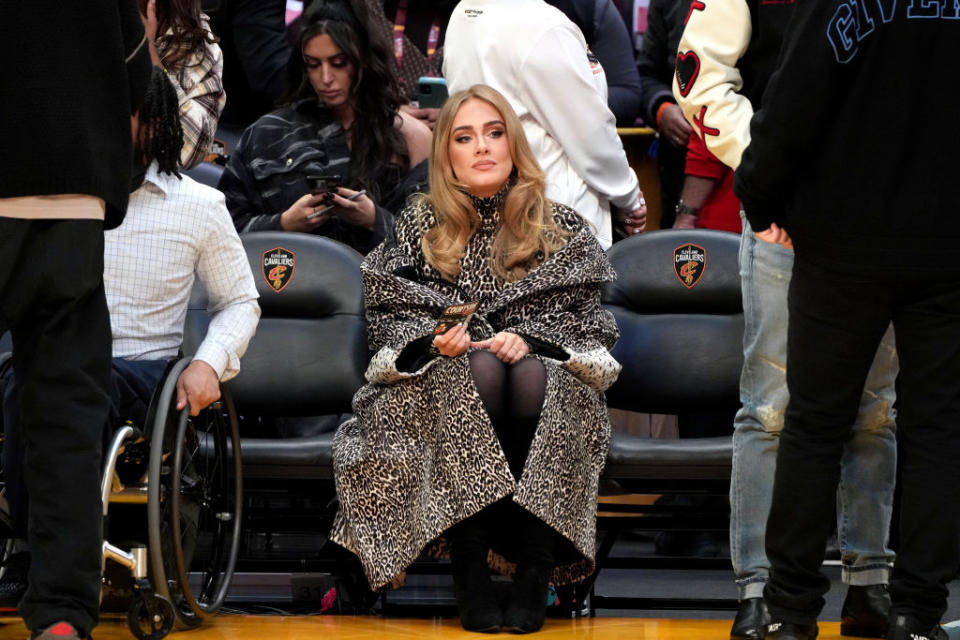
[0,615,850,639]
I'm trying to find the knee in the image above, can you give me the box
[852,394,896,437]
[736,400,786,435]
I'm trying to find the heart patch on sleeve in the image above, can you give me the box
[675,51,701,97]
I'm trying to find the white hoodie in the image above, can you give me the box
[444,0,641,248]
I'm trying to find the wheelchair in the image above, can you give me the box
[0,346,242,640]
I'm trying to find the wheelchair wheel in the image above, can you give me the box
[147,359,242,629]
[127,591,175,640]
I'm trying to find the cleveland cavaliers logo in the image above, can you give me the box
[674,243,706,289]
[262,247,295,293]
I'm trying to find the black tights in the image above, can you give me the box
[450,352,555,586]
[468,350,546,481]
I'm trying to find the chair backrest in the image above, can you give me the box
[182,161,225,189]
[602,229,743,416]
[184,232,368,417]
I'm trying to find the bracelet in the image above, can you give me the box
[655,102,673,129]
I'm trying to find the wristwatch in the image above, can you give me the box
[675,199,700,216]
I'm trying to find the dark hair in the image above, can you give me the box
[292,0,410,202]
[138,67,184,177]
[153,0,218,73]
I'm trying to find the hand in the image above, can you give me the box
[140,0,158,41]
[618,197,648,236]
[279,192,333,232]
[139,0,162,65]
[433,323,471,358]
[327,187,376,231]
[401,104,440,131]
[673,212,698,229]
[470,331,529,364]
[176,360,221,416]
[754,223,793,249]
[659,104,693,148]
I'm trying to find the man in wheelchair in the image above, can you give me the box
[0,68,260,632]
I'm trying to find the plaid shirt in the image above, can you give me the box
[106,163,260,381]
[159,16,225,170]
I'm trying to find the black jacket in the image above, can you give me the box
[546,0,643,125]
[737,0,794,114]
[0,0,153,228]
[219,99,427,254]
[734,0,960,275]
[634,0,686,126]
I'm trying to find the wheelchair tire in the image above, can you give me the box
[127,591,175,640]
[147,359,242,629]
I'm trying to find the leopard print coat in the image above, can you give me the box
[329,185,621,590]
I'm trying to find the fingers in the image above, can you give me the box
[434,323,470,357]
[176,375,188,412]
[755,224,792,248]
[486,332,529,363]
[190,385,221,416]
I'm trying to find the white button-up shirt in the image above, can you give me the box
[104,163,260,381]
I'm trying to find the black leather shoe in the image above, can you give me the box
[731,597,770,639]
[887,613,947,640]
[766,622,819,640]
[841,584,891,637]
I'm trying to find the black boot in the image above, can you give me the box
[449,517,501,633]
[503,509,555,634]
[840,584,891,638]
[765,622,819,640]
[887,613,947,640]
[730,597,770,639]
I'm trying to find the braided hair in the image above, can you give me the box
[138,66,184,177]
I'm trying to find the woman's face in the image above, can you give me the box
[303,34,356,110]
[448,98,514,198]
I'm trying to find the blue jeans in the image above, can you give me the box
[730,218,898,600]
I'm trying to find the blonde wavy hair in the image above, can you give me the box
[420,85,568,282]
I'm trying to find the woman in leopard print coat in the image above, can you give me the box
[330,85,621,632]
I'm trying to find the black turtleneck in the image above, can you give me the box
[468,181,511,234]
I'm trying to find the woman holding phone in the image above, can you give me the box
[330,84,620,633]
[219,0,431,254]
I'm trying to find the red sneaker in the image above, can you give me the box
[31,621,85,640]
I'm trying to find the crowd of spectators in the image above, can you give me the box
[7,1,957,639]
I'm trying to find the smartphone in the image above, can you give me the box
[306,174,341,195]
[416,77,448,110]
[306,190,367,220]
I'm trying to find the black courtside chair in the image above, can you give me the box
[183,232,368,579]
[586,228,744,613]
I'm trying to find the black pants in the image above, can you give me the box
[656,138,686,229]
[0,219,111,635]
[3,357,169,539]
[764,256,960,627]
